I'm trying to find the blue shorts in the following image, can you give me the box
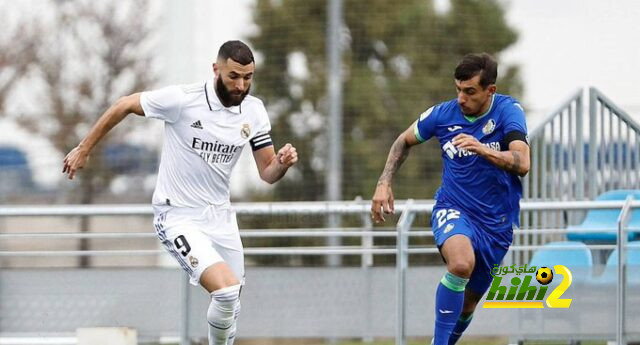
[431,205,513,296]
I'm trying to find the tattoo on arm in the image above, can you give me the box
[378,136,411,185]
[508,151,521,175]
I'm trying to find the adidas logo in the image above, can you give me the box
[191,120,203,129]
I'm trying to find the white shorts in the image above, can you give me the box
[153,205,245,286]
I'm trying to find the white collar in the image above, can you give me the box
[205,80,242,114]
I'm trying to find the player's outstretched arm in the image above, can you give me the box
[252,143,298,184]
[371,122,421,223]
[452,133,530,176]
[62,93,145,180]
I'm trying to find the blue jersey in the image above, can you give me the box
[414,94,528,231]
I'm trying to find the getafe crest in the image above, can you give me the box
[482,119,496,135]
[241,123,251,139]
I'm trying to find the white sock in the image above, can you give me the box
[207,284,241,345]
[226,300,241,345]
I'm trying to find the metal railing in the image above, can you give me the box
[1,199,638,344]
[520,87,640,265]
[589,88,640,199]
[617,195,634,345]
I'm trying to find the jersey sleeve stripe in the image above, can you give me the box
[250,132,273,151]
[250,133,270,143]
[252,137,272,146]
[413,122,426,143]
[251,140,273,151]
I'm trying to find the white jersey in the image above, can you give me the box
[140,80,272,208]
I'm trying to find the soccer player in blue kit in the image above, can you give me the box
[371,53,530,345]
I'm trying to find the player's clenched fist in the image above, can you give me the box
[452,133,485,154]
[276,143,298,167]
[62,146,90,180]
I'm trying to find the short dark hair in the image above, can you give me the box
[217,40,254,65]
[454,53,497,89]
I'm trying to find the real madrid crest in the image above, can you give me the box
[188,255,199,268]
[241,123,251,139]
[482,119,496,135]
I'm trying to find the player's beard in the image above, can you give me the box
[216,77,250,107]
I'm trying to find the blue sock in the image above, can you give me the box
[448,313,473,345]
[433,272,468,345]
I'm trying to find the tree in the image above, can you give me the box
[0,4,38,114]
[0,0,159,266]
[249,0,521,202]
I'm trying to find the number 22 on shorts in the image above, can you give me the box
[435,208,460,228]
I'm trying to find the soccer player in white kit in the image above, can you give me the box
[63,40,298,345]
